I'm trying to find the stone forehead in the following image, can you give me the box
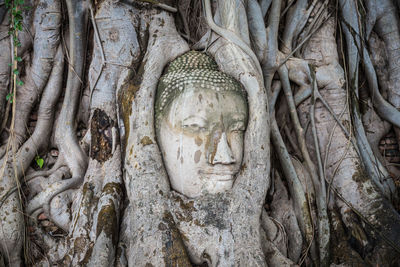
[155,51,247,117]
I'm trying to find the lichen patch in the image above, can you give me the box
[140,136,154,146]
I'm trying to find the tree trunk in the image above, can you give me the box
[0,0,400,266]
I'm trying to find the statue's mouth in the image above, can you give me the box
[216,176,235,181]
[199,170,236,175]
[198,170,237,182]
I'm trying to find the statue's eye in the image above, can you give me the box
[182,117,207,132]
[182,123,206,132]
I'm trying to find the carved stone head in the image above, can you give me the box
[155,51,248,198]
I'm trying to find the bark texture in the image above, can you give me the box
[0,0,400,266]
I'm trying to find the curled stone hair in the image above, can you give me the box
[155,50,247,126]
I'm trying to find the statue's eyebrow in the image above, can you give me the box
[181,115,208,125]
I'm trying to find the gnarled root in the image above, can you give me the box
[301,16,400,258]
[0,0,61,159]
[27,0,89,227]
[0,42,63,266]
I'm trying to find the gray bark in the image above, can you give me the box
[0,0,400,266]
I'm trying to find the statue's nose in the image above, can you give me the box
[209,132,235,165]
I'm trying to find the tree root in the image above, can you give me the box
[29,0,90,230]
[0,42,63,266]
[10,0,61,153]
[27,176,83,216]
[270,118,316,261]
[25,154,66,182]
[279,65,330,265]
[204,0,262,76]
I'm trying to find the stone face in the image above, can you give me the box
[155,51,248,198]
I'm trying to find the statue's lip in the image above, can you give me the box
[199,170,237,176]
[216,177,235,181]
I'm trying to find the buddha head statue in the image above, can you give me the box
[155,51,248,198]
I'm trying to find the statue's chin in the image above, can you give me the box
[203,177,234,194]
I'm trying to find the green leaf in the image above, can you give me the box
[35,156,44,168]
[17,80,24,86]
[6,93,13,103]
[13,69,19,75]
[15,56,22,62]
[13,38,21,47]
